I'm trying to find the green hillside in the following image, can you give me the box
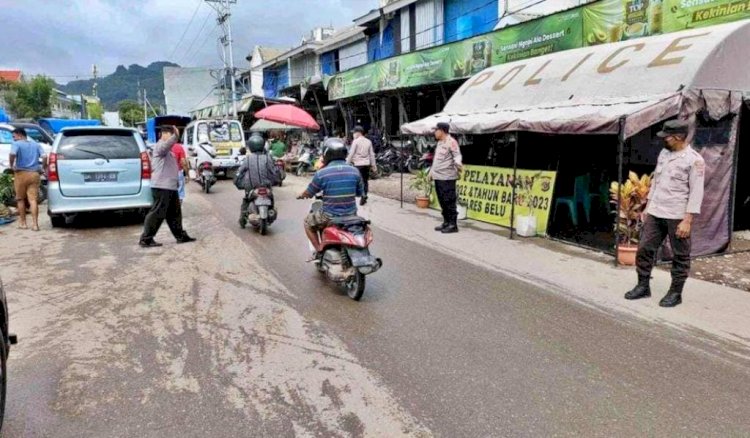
[61,61,178,111]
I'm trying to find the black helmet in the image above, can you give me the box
[246,132,265,153]
[322,138,347,163]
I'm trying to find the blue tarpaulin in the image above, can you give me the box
[444,0,498,43]
[146,115,191,143]
[320,51,337,75]
[367,20,395,62]
[38,118,101,134]
[0,107,9,123]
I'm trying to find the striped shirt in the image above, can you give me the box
[304,160,364,217]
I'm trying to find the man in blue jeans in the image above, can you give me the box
[9,127,47,231]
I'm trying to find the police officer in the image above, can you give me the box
[625,119,705,307]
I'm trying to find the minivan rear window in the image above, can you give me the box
[57,131,140,160]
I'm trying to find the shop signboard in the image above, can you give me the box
[583,0,750,46]
[328,11,583,100]
[430,165,558,234]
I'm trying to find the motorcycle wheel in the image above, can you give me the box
[203,181,210,194]
[296,165,305,177]
[346,272,366,301]
[259,219,267,236]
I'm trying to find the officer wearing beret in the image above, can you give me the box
[625,119,705,307]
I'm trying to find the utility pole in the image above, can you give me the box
[206,0,238,119]
[92,64,98,98]
[144,88,148,125]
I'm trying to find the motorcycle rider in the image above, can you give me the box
[298,138,364,254]
[236,132,281,228]
[193,141,216,182]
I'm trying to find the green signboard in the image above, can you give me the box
[328,10,583,100]
[583,0,750,46]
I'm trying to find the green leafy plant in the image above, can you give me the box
[0,173,15,207]
[409,169,433,198]
[610,171,652,245]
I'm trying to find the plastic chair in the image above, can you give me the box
[554,174,596,227]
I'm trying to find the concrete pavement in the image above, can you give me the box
[1,177,750,436]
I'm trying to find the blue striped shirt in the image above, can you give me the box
[304,160,364,217]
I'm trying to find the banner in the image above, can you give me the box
[430,166,558,234]
[328,10,583,100]
[583,0,750,46]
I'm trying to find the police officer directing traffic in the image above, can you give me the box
[625,119,705,308]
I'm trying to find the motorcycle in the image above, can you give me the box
[196,143,217,193]
[419,146,435,170]
[305,199,383,301]
[295,145,319,176]
[242,186,276,235]
[274,159,286,186]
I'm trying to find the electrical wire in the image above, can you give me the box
[168,0,204,61]
[177,9,214,66]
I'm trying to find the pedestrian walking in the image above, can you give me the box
[172,136,189,205]
[139,126,196,248]
[430,122,463,234]
[8,127,47,231]
[625,119,705,307]
[346,125,376,206]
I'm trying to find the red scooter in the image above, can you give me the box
[306,200,383,301]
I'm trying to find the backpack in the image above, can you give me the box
[233,156,251,190]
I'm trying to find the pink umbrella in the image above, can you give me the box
[255,104,320,131]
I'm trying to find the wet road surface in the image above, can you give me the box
[2,178,750,437]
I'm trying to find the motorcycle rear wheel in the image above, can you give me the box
[203,182,211,194]
[259,219,267,235]
[346,272,366,301]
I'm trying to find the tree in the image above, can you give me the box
[86,101,104,121]
[7,76,54,119]
[118,100,144,127]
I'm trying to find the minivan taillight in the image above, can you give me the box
[48,153,59,182]
[140,152,151,179]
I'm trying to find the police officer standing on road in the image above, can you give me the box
[625,119,705,307]
[430,122,463,234]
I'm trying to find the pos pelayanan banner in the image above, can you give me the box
[430,166,558,234]
[327,10,583,100]
[582,0,750,46]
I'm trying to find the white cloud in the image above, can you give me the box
[0,0,373,82]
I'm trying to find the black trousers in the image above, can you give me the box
[141,188,186,242]
[435,179,458,226]
[357,166,370,197]
[636,214,691,288]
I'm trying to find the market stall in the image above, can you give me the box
[402,20,750,256]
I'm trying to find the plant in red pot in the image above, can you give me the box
[410,169,433,208]
[610,172,651,266]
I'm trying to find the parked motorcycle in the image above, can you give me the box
[419,146,435,170]
[296,145,319,176]
[242,187,277,235]
[304,199,383,301]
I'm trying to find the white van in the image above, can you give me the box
[183,119,244,178]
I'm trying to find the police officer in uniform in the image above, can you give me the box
[625,119,705,307]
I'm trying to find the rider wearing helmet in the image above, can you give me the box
[235,132,281,228]
[298,137,364,252]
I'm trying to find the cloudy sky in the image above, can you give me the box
[0,0,373,83]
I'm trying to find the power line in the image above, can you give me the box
[177,8,214,65]
[168,0,204,61]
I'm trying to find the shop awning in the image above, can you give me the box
[402,21,750,138]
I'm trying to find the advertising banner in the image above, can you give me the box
[583,0,750,46]
[430,165,558,234]
[328,11,583,100]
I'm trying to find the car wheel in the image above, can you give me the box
[0,331,7,431]
[49,214,65,228]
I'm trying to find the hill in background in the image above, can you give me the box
[61,61,178,111]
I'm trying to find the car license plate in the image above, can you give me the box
[84,172,117,182]
[255,198,272,206]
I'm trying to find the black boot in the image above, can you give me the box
[441,224,459,234]
[435,222,447,231]
[659,283,683,308]
[624,276,651,300]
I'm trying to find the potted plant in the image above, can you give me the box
[410,169,433,208]
[610,171,652,265]
[514,171,543,237]
[0,173,15,208]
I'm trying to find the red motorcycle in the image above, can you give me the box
[307,200,383,301]
[274,159,286,186]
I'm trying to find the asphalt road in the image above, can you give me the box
[2,178,750,437]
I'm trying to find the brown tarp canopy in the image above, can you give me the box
[402,21,750,138]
